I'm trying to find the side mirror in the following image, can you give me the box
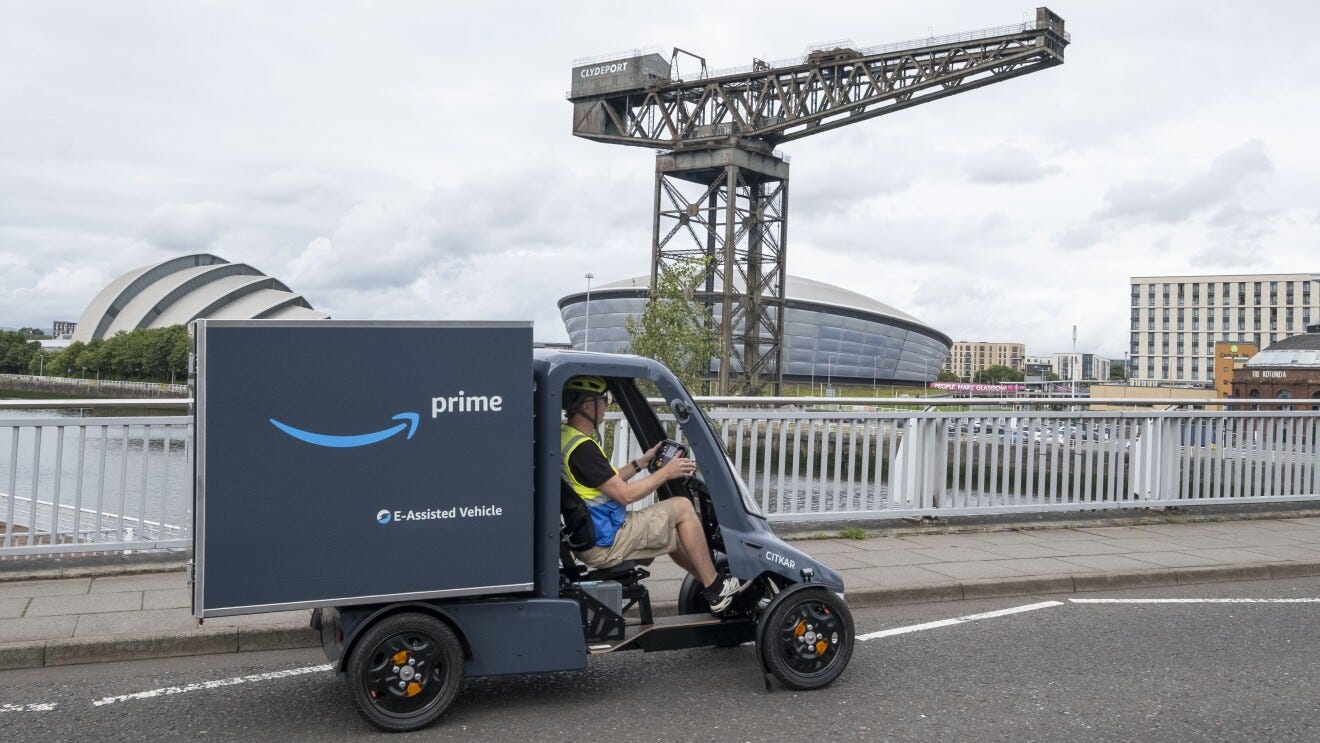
[669,399,692,424]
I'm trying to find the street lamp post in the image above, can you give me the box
[583,273,595,351]
[872,357,878,397]
[826,354,834,396]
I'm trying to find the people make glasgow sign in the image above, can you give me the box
[931,382,1027,394]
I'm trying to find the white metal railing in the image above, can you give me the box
[3,397,1315,555]
[602,399,1320,521]
[1,404,191,556]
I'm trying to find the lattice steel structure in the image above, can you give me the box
[570,7,1069,394]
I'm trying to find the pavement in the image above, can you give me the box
[4,511,1320,671]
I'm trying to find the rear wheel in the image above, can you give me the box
[345,612,464,732]
[758,588,854,690]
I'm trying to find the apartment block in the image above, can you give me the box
[1052,352,1113,382]
[1130,273,1320,387]
[942,341,1025,380]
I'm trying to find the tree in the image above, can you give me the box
[625,258,721,394]
[936,370,959,383]
[973,365,1025,383]
[0,330,39,373]
[1109,359,1126,381]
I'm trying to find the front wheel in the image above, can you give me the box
[345,612,464,732]
[758,587,854,690]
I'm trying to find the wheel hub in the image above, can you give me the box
[365,635,443,710]
[779,602,842,671]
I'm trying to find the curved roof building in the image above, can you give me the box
[558,275,951,386]
[72,254,327,342]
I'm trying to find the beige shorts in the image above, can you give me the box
[575,499,680,569]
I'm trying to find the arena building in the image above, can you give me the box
[558,275,951,387]
[72,254,327,343]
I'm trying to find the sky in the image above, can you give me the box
[2,1,1317,359]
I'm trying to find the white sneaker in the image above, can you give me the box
[704,576,744,614]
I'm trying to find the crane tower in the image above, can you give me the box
[569,7,1069,394]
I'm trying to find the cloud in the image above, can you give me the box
[140,201,233,251]
[1096,139,1273,224]
[1190,203,1275,267]
[251,169,348,211]
[963,144,1061,184]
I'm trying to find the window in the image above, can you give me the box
[1131,284,1140,304]
[1286,282,1295,304]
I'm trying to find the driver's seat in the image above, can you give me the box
[558,533,653,625]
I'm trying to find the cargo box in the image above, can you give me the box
[192,320,534,618]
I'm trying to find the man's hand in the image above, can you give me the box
[640,441,663,470]
[658,453,696,481]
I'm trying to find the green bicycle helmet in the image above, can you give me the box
[563,375,608,414]
[564,376,608,395]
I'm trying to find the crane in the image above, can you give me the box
[569,7,1069,394]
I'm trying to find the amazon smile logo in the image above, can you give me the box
[270,412,420,448]
[270,389,507,449]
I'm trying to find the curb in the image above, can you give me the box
[4,560,1318,672]
[0,624,322,671]
[0,559,189,584]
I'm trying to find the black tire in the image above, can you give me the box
[345,612,464,732]
[758,588,854,690]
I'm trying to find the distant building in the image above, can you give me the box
[558,274,951,387]
[1212,341,1256,398]
[1130,272,1320,387]
[1052,353,1112,382]
[51,320,77,337]
[72,253,327,343]
[1230,325,1320,405]
[942,341,1025,381]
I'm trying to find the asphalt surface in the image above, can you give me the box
[4,575,1318,742]
[7,513,1320,672]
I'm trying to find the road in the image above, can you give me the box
[4,577,1320,742]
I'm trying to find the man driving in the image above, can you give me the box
[560,376,744,614]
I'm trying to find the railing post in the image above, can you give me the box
[890,417,946,511]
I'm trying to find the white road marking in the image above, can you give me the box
[1071,598,1320,604]
[92,664,333,707]
[1,702,58,712]
[857,600,1064,641]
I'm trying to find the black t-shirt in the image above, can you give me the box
[566,437,616,489]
